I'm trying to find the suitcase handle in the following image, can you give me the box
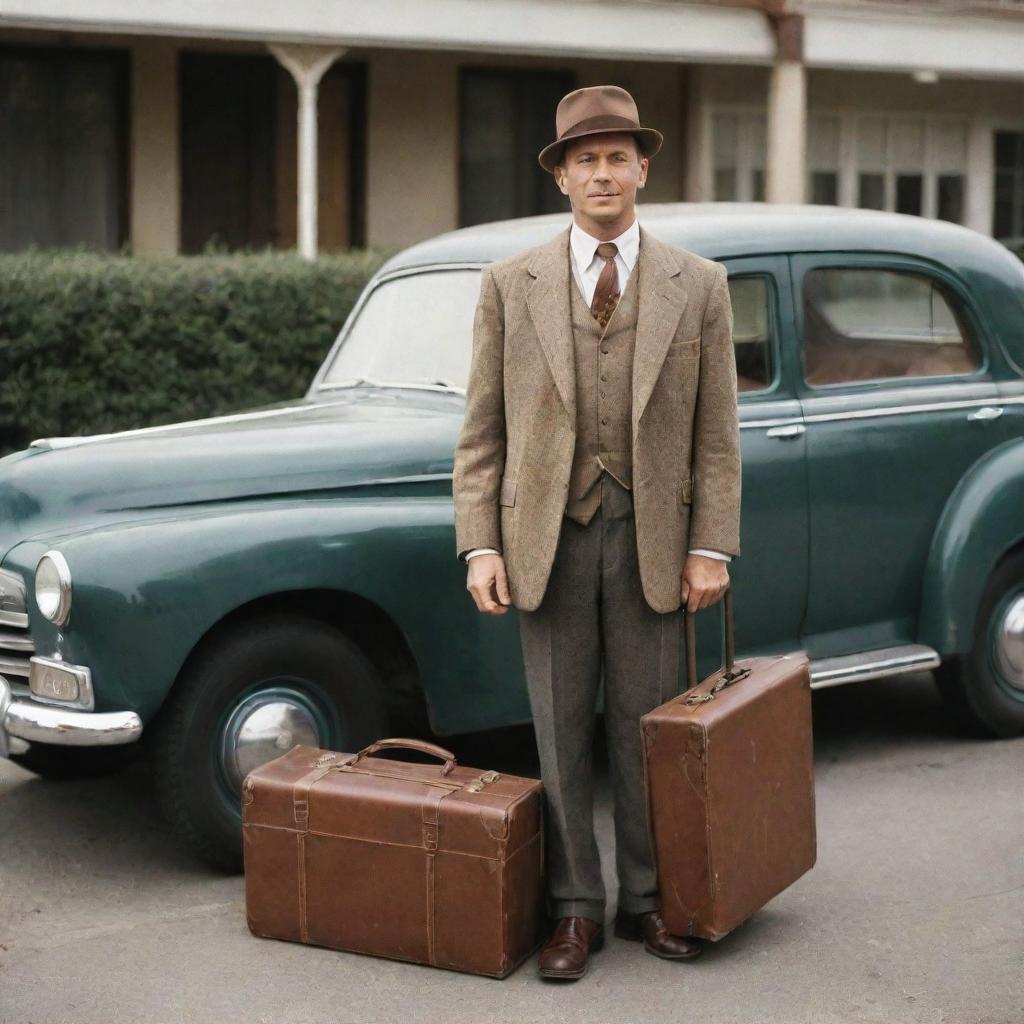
[341,737,458,776]
[683,585,750,695]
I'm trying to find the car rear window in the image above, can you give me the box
[802,267,979,386]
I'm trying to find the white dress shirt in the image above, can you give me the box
[465,218,731,564]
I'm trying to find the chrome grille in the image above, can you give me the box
[0,568,33,694]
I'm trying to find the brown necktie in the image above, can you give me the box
[590,241,620,330]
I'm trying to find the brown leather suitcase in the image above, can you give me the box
[640,589,816,941]
[242,738,545,977]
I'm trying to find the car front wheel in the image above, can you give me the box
[152,614,388,871]
[933,547,1024,738]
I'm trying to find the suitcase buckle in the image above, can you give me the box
[314,753,337,766]
[423,823,439,850]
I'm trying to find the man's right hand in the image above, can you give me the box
[466,553,512,615]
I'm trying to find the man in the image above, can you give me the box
[452,85,741,980]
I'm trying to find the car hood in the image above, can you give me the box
[0,389,464,562]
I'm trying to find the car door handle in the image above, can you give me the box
[765,424,805,439]
[967,406,1003,422]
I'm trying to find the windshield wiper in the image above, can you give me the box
[321,377,465,395]
[326,377,389,388]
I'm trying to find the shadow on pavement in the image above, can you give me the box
[0,670,971,883]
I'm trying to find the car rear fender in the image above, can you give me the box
[918,437,1024,656]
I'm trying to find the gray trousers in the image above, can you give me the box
[517,472,684,924]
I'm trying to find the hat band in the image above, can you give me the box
[557,113,643,140]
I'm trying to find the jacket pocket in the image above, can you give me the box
[668,334,700,351]
[679,476,693,506]
[500,475,517,507]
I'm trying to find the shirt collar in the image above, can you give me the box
[569,216,640,274]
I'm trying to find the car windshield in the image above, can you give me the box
[319,269,482,392]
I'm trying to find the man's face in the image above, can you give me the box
[553,132,648,228]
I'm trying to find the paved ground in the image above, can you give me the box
[1,671,1022,1024]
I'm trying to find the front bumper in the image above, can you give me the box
[0,673,143,758]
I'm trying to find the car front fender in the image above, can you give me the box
[4,497,454,721]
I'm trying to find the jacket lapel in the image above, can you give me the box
[525,225,576,422]
[524,221,691,434]
[632,224,690,437]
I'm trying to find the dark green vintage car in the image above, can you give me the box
[2,203,1023,869]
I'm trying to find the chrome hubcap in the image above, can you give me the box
[994,593,1024,691]
[220,694,321,791]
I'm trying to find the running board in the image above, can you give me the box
[809,644,941,690]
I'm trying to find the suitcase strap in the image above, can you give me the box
[293,762,337,830]
[421,786,451,965]
[292,761,338,943]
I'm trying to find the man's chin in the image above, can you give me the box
[582,203,624,221]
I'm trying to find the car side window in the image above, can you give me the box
[801,267,980,387]
[727,275,774,394]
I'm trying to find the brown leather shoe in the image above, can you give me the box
[614,908,702,960]
[537,916,605,980]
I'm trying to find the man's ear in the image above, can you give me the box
[553,167,569,196]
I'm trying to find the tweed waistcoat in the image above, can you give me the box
[564,250,641,526]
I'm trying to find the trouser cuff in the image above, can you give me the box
[616,892,660,915]
[551,898,605,924]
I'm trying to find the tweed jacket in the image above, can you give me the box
[453,222,741,614]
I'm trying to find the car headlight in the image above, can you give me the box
[35,550,72,625]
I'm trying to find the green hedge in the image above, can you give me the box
[0,248,391,457]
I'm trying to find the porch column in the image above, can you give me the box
[268,44,346,259]
[765,13,806,204]
[683,64,714,202]
[130,39,180,255]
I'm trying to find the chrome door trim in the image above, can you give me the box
[801,393,1024,425]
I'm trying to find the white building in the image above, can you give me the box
[1,0,1023,255]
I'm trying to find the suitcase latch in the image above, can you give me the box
[684,666,752,705]
[465,770,501,793]
[314,753,337,766]
[684,691,715,705]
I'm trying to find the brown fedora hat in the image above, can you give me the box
[537,84,663,173]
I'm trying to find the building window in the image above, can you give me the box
[180,52,276,253]
[0,45,128,251]
[852,114,966,222]
[808,114,840,206]
[930,121,967,224]
[994,131,1024,244]
[458,67,574,228]
[713,110,765,202]
[714,106,968,224]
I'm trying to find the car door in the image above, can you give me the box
[792,252,1015,659]
[443,255,811,732]
[711,255,810,666]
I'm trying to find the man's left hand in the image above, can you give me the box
[681,553,730,614]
